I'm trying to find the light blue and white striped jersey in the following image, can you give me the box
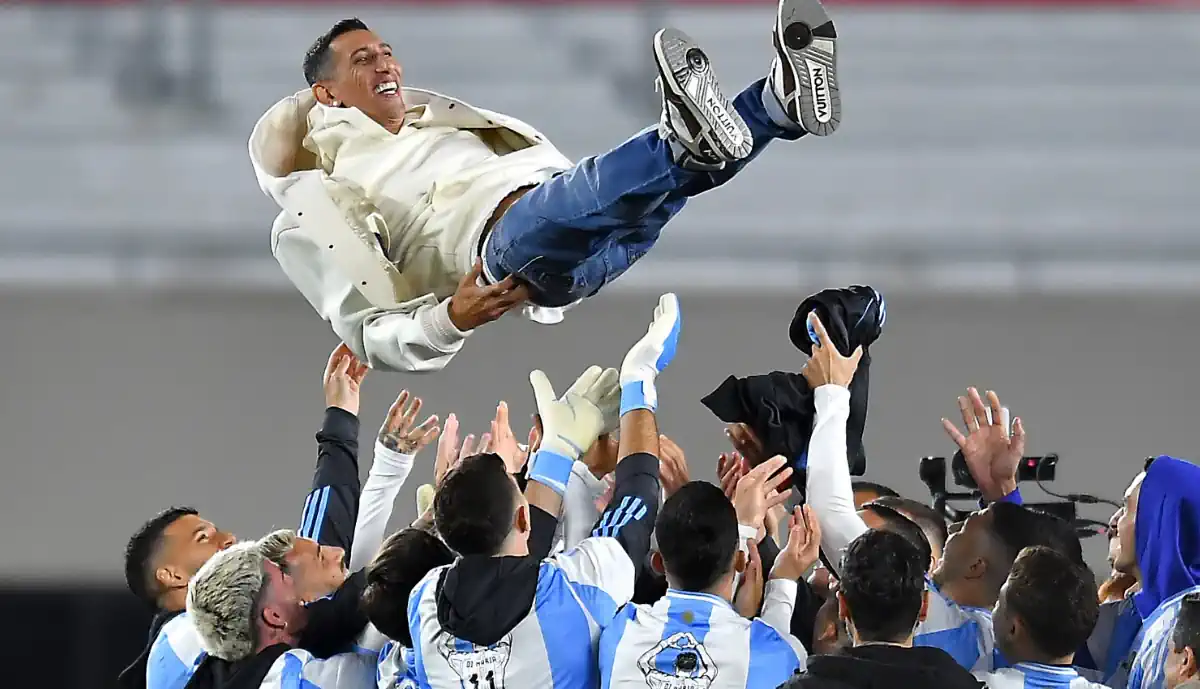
[377,641,417,689]
[408,537,635,689]
[147,613,206,689]
[149,612,389,689]
[976,662,1112,689]
[914,576,997,673]
[598,587,807,689]
[258,646,380,689]
[1127,584,1200,689]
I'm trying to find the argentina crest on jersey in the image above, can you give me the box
[435,633,514,689]
[637,630,718,689]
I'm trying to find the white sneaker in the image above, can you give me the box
[653,28,753,168]
[769,0,840,136]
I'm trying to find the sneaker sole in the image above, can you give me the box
[774,0,840,135]
[653,28,753,161]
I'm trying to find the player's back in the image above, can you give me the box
[914,577,996,672]
[408,537,635,689]
[977,664,1112,689]
[599,589,807,689]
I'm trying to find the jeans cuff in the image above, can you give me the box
[480,231,501,284]
[759,82,806,139]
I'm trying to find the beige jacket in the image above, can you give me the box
[249,88,572,372]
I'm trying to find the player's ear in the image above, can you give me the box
[513,502,530,536]
[650,551,666,576]
[156,564,185,591]
[312,84,340,107]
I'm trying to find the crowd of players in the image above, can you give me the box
[117,294,1200,689]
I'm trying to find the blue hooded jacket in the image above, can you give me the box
[1124,456,1200,689]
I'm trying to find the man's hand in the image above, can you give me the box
[732,456,793,532]
[733,539,764,619]
[800,312,864,390]
[619,293,681,415]
[447,260,530,332]
[941,388,1026,501]
[529,366,620,462]
[489,401,533,474]
[378,390,440,454]
[323,344,369,415]
[718,451,749,501]
[659,434,691,497]
[771,505,823,581]
[725,423,768,468]
[433,414,492,487]
[582,434,620,480]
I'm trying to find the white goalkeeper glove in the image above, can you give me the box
[619,293,681,416]
[527,366,620,495]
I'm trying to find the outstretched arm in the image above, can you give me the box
[800,313,868,575]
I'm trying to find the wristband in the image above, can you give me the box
[737,524,759,553]
[996,487,1024,505]
[527,449,575,496]
[620,380,658,416]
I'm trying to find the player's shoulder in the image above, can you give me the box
[973,667,1021,688]
[151,612,204,658]
[412,564,450,601]
[548,536,632,573]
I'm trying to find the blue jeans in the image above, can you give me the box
[484,78,802,307]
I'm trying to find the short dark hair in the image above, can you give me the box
[303,18,370,86]
[839,529,926,642]
[871,496,949,554]
[434,454,517,556]
[656,482,739,592]
[851,480,899,500]
[124,507,198,607]
[362,529,455,647]
[989,503,1085,584]
[861,503,932,573]
[1174,592,1200,654]
[1004,546,1099,657]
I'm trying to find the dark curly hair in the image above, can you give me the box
[839,529,926,642]
[1003,546,1099,657]
[860,502,933,573]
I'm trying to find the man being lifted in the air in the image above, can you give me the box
[250,0,839,372]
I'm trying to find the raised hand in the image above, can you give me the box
[733,539,765,619]
[529,366,621,462]
[658,434,691,497]
[620,293,681,415]
[433,414,491,487]
[941,387,1026,501]
[323,343,369,415]
[800,312,864,390]
[489,401,532,474]
[732,456,794,532]
[771,505,823,581]
[527,366,620,495]
[582,434,621,480]
[725,423,768,468]
[718,451,749,501]
[377,390,440,455]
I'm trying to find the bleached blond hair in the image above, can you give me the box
[185,541,268,661]
[257,529,298,569]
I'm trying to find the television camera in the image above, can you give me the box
[919,452,1116,539]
